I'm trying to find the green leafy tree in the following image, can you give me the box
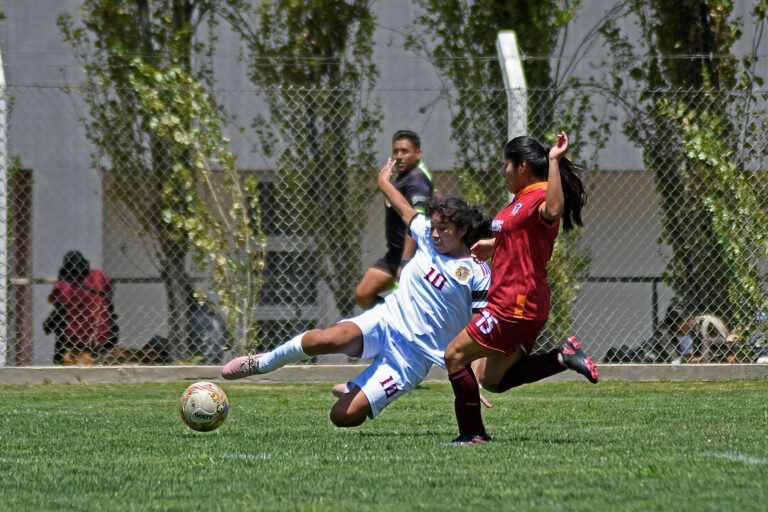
[59,0,265,360]
[603,0,768,332]
[222,1,380,327]
[405,1,620,345]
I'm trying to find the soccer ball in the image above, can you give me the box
[179,381,228,432]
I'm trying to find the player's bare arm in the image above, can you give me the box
[378,158,417,225]
[470,238,495,262]
[541,131,567,221]
[397,233,417,278]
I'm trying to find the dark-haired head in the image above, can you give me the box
[59,250,90,283]
[392,129,421,150]
[664,303,692,328]
[503,135,587,231]
[426,196,491,249]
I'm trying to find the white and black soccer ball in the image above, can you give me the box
[179,381,228,432]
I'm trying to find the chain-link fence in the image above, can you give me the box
[2,81,767,366]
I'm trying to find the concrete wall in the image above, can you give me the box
[2,1,765,363]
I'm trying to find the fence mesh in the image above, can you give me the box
[2,81,767,366]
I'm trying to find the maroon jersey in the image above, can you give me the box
[486,183,559,322]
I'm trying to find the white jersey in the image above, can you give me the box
[381,214,491,367]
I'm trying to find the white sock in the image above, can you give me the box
[256,331,309,373]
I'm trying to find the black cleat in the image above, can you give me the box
[558,336,599,383]
[442,432,492,446]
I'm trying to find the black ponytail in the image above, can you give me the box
[557,156,587,232]
[504,135,587,232]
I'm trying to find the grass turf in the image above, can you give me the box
[1,379,767,511]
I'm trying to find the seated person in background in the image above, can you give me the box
[639,303,702,363]
[48,250,116,365]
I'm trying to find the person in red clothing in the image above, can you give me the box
[48,250,117,365]
[443,132,599,444]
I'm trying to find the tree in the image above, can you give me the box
[603,0,768,333]
[222,1,380,326]
[405,1,621,345]
[59,0,265,360]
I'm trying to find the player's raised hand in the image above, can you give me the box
[549,131,569,161]
[470,238,495,262]
[378,158,396,187]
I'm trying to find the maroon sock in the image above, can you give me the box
[497,349,565,392]
[448,365,485,436]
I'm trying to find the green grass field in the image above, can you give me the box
[2,379,767,511]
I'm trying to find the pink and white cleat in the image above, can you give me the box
[558,337,599,383]
[221,354,264,380]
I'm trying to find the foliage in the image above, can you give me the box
[405,0,581,211]
[660,99,768,340]
[58,0,265,357]
[222,1,380,325]
[405,1,625,343]
[601,0,768,326]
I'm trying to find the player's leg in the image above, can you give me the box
[354,266,396,309]
[221,321,363,379]
[329,385,372,427]
[474,337,599,391]
[444,329,501,442]
[331,338,429,428]
[470,349,523,392]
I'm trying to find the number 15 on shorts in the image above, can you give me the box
[475,310,498,335]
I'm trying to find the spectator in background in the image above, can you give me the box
[186,291,230,365]
[47,250,117,365]
[640,303,702,363]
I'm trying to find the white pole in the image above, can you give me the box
[496,30,527,141]
[0,43,7,366]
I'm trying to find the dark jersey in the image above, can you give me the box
[385,161,433,252]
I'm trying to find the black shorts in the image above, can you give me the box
[372,248,403,276]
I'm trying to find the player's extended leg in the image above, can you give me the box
[221,322,363,380]
[354,266,396,309]
[329,385,372,427]
[474,337,599,392]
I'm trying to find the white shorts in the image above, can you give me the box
[342,305,434,418]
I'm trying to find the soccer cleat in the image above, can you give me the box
[558,336,599,383]
[442,432,492,446]
[221,354,264,380]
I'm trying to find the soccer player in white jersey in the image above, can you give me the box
[221,158,491,428]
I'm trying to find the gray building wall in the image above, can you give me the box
[2,1,764,363]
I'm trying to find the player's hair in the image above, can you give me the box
[504,135,587,231]
[663,303,692,328]
[392,129,421,150]
[426,196,491,248]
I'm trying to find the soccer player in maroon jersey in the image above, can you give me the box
[442,132,599,445]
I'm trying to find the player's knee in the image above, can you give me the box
[444,345,462,373]
[329,404,365,428]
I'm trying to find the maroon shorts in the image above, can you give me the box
[465,309,547,356]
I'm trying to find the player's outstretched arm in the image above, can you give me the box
[378,158,417,226]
